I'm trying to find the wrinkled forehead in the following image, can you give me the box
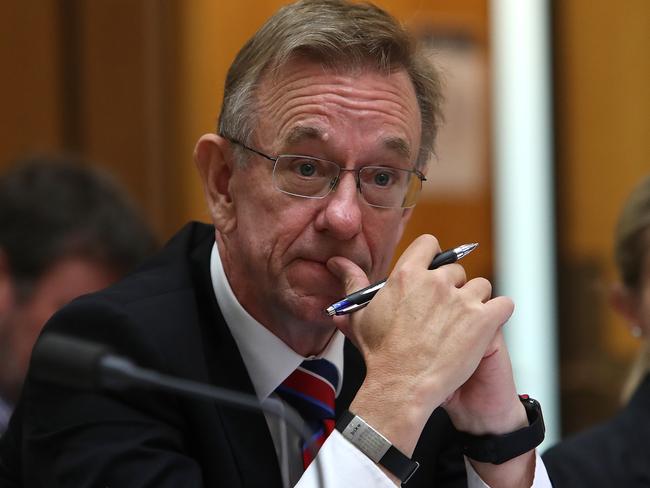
[252,57,422,155]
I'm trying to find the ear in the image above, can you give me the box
[194,134,237,234]
[609,282,641,326]
[0,250,16,315]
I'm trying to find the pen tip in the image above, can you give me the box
[455,242,479,259]
[325,306,336,317]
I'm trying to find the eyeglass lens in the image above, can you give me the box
[272,156,421,208]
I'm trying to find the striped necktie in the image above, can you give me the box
[275,358,339,468]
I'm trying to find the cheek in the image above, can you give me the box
[365,212,406,278]
[234,191,317,265]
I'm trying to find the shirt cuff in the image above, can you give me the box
[297,430,395,488]
[464,452,552,488]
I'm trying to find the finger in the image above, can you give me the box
[432,262,467,288]
[326,256,370,295]
[393,234,441,271]
[461,277,492,302]
[483,295,515,328]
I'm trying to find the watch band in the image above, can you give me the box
[336,410,420,484]
[458,395,546,465]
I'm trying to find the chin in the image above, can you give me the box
[284,293,336,326]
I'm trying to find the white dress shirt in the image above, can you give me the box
[210,243,551,487]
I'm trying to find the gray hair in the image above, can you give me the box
[217,0,443,168]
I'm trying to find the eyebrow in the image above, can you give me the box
[283,126,412,161]
[381,136,411,160]
[285,126,323,146]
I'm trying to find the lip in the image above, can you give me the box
[286,241,372,275]
[297,255,367,271]
[288,258,340,287]
[293,257,329,268]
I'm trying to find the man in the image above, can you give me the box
[0,157,156,432]
[1,1,551,487]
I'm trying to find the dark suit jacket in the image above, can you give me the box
[543,373,650,487]
[0,222,466,487]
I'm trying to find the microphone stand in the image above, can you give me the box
[32,333,326,488]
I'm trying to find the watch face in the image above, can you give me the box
[339,415,391,462]
[337,410,420,483]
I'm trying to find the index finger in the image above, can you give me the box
[392,234,442,272]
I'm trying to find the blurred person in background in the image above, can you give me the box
[0,156,156,433]
[543,174,650,487]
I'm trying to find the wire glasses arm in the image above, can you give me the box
[413,168,426,182]
[224,137,278,163]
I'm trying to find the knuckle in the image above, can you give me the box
[473,276,492,293]
[451,263,467,281]
[417,233,440,251]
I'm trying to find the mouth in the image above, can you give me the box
[287,258,341,290]
[293,258,332,274]
[295,252,371,275]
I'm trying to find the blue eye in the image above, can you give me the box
[373,171,392,186]
[299,162,316,177]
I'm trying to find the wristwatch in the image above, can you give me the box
[336,410,420,484]
[458,395,546,465]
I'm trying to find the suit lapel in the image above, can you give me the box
[189,231,283,488]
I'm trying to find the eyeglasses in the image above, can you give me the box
[227,138,426,209]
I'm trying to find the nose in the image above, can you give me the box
[313,171,363,240]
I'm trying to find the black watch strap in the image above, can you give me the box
[336,410,420,484]
[458,395,546,465]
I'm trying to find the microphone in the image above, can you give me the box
[31,333,325,488]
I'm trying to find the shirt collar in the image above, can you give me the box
[210,243,345,402]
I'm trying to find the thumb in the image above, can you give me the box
[326,256,372,339]
[326,256,371,295]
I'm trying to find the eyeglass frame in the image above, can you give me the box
[224,137,427,209]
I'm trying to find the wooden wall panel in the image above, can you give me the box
[78,0,168,236]
[0,0,62,166]
[554,0,650,434]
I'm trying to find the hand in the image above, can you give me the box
[443,330,527,435]
[327,235,514,454]
[444,331,538,488]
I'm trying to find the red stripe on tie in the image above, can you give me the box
[302,419,335,467]
[282,369,334,405]
[276,359,338,469]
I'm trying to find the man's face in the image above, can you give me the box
[217,59,422,336]
[0,257,119,400]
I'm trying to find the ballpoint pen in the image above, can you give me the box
[325,242,479,316]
